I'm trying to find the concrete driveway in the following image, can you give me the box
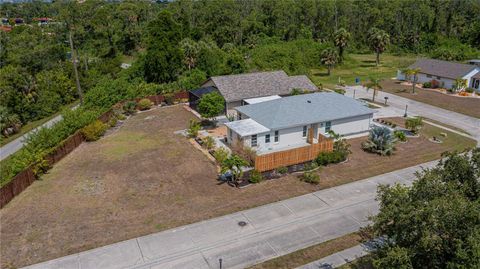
[23,161,437,269]
[344,86,480,143]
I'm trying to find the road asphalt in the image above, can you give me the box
[23,161,437,269]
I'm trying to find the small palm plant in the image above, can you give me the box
[362,126,396,156]
[365,77,383,102]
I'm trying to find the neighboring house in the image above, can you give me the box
[190,70,318,115]
[397,58,480,91]
[225,92,374,156]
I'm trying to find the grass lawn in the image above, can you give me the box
[379,80,480,118]
[310,54,416,89]
[249,232,364,269]
[0,101,78,147]
[0,107,475,268]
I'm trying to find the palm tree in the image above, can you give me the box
[333,28,351,63]
[321,48,339,76]
[180,38,199,70]
[365,77,383,102]
[367,28,390,66]
[404,68,421,94]
[361,126,396,156]
[453,78,467,92]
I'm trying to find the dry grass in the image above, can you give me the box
[249,233,363,269]
[0,108,475,268]
[380,80,480,118]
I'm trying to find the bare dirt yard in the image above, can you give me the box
[380,79,480,118]
[0,107,475,268]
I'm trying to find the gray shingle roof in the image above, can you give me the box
[207,71,318,102]
[408,58,477,79]
[236,92,374,130]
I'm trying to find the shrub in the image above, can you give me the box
[304,161,318,171]
[138,98,153,110]
[187,119,201,138]
[334,89,346,95]
[362,126,396,156]
[213,147,229,163]
[232,145,256,166]
[300,171,320,184]
[81,120,108,141]
[108,117,118,127]
[430,79,440,89]
[405,117,423,134]
[465,87,475,93]
[164,93,174,105]
[116,113,126,120]
[202,136,215,150]
[123,101,137,115]
[423,81,432,88]
[249,170,264,183]
[276,166,288,175]
[315,151,346,165]
[394,130,407,142]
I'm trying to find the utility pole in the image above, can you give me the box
[69,31,83,105]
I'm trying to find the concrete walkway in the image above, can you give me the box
[23,161,437,269]
[344,86,480,143]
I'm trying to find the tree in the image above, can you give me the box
[405,117,423,134]
[143,10,183,83]
[221,154,249,180]
[371,149,480,268]
[198,92,225,118]
[365,77,383,102]
[0,106,21,137]
[361,126,396,156]
[333,28,351,62]
[368,28,390,66]
[180,38,200,70]
[453,78,468,92]
[320,48,338,76]
[404,68,421,94]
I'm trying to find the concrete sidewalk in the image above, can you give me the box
[23,161,437,269]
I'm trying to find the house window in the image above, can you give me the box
[426,74,432,78]
[436,76,441,80]
[325,121,332,132]
[238,113,242,120]
[265,134,270,143]
[274,131,279,142]
[302,126,307,137]
[251,134,257,147]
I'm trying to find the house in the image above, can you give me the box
[190,70,318,115]
[225,92,374,156]
[397,58,480,91]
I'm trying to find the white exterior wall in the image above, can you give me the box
[462,68,480,89]
[415,73,455,89]
[226,114,373,153]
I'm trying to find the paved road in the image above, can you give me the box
[344,86,480,143]
[297,243,371,269]
[23,161,437,269]
[0,105,79,161]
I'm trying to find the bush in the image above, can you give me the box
[187,119,201,138]
[249,170,264,183]
[405,117,423,134]
[164,93,174,105]
[123,101,137,115]
[362,126,396,156]
[108,117,118,127]
[300,171,320,184]
[315,151,346,165]
[213,147,229,163]
[202,136,215,150]
[465,87,475,93]
[276,166,288,175]
[423,81,432,88]
[138,98,153,111]
[430,79,440,89]
[394,130,407,142]
[304,161,318,171]
[334,89,346,95]
[81,120,108,141]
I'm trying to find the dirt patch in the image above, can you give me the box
[380,80,480,118]
[0,107,475,268]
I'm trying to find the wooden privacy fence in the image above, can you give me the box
[254,138,334,172]
[0,92,187,208]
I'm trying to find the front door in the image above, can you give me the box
[472,78,480,90]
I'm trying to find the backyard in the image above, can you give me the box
[0,107,475,268]
[379,79,480,118]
